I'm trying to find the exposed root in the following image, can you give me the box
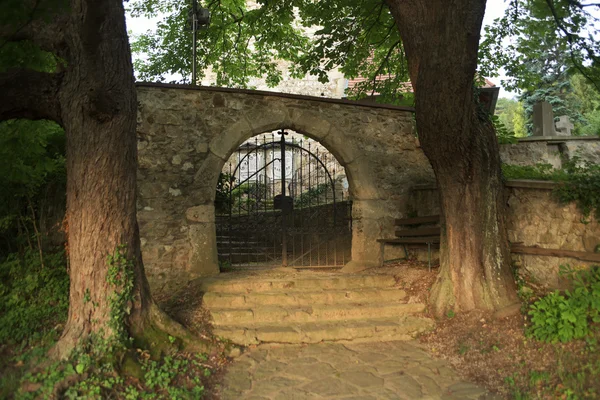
[130,302,213,360]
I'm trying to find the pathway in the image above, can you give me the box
[218,340,500,399]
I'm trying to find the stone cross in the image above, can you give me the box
[555,115,574,136]
[532,101,556,136]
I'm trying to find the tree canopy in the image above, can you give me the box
[481,0,600,135]
[129,0,600,107]
[128,0,410,102]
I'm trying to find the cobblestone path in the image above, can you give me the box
[219,341,501,399]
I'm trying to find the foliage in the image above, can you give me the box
[0,119,66,254]
[5,246,217,399]
[127,0,411,102]
[502,157,600,220]
[128,0,600,111]
[480,0,600,94]
[528,265,600,343]
[106,245,136,346]
[502,162,561,181]
[495,98,527,137]
[128,0,310,86]
[554,158,600,220]
[480,0,600,136]
[521,80,586,136]
[230,182,268,213]
[0,41,61,74]
[17,344,211,399]
[214,172,234,214]
[569,73,600,136]
[294,183,330,208]
[491,114,518,144]
[0,250,68,344]
[296,0,409,103]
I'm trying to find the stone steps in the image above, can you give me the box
[213,316,435,346]
[203,288,408,308]
[199,274,396,293]
[211,302,426,325]
[201,272,434,345]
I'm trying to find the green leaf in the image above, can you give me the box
[75,363,85,374]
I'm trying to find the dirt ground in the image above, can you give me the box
[375,260,600,399]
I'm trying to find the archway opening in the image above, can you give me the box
[214,129,352,270]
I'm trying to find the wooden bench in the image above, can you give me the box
[377,215,441,271]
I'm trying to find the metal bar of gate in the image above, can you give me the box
[279,130,288,267]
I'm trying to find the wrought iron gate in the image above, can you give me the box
[216,130,352,268]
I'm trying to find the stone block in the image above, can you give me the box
[185,204,215,223]
[192,152,224,202]
[287,108,332,141]
[244,99,289,135]
[208,118,253,160]
[188,223,219,277]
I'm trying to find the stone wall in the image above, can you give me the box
[136,83,433,292]
[499,136,600,168]
[506,182,599,289]
[407,182,600,289]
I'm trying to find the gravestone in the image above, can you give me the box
[555,115,574,136]
[532,101,556,136]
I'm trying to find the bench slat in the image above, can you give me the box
[395,215,440,226]
[377,236,441,244]
[395,227,441,237]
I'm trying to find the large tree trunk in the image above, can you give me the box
[53,0,149,356]
[0,0,206,359]
[386,0,519,315]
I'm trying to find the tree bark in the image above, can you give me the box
[0,0,208,359]
[47,0,145,357]
[386,0,519,315]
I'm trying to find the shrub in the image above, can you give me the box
[528,265,600,343]
[294,183,330,208]
[0,250,69,344]
[554,158,600,221]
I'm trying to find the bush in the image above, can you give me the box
[554,158,600,221]
[294,183,330,208]
[528,265,600,343]
[492,114,518,144]
[0,250,69,344]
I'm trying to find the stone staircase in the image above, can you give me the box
[199,272,435,345]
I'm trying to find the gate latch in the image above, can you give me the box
[274,195,294,212]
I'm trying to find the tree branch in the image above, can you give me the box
[567,1,600,8]
[0,0,68,57]
[369,39,401,96]
[544,0,600,92]
[0,69,63,123]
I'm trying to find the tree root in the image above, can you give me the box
[130,302,213,360]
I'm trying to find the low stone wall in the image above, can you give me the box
[408,181,600,289]
[499,136,600,168]
[506,181,599,288]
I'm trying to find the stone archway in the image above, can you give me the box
[215,129,352,269]
[136,83,434,291]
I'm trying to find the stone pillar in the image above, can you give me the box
[532,101,556,136]
[186,204,220,277]
[342,199,403,273]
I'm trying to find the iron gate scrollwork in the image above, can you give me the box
[215,130,352,269]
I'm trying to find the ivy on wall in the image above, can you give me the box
[502,157,600,221]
